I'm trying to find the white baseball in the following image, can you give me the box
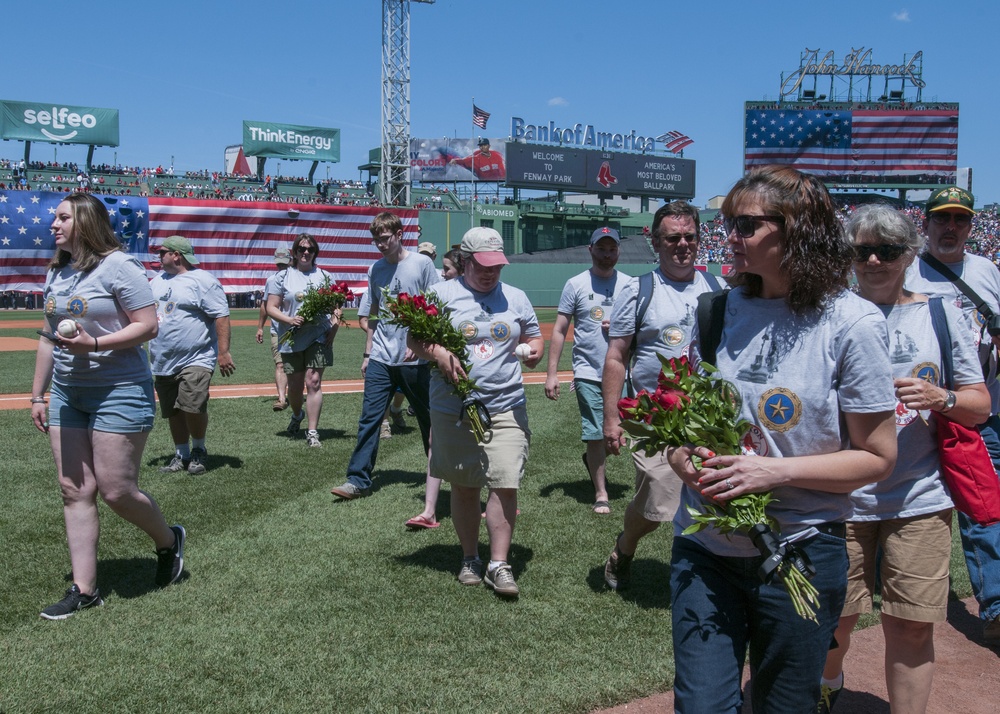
[57,319,79,338]
[515,343,531,361]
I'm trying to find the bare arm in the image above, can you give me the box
[518,334,545,370]
[894,377,990,428]
[256,298,268,344]
[407,334,467,384]
[215,316,235,377]
[602,336,631,456]
[30,337,55,432]
[544,312,571,400]
[671,409,898,503]
[266,293,300,327]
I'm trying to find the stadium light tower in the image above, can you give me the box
[381,0,434,208]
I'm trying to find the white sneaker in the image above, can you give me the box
[306,430,321,448]
[379,419,392,439]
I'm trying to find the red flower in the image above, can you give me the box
[397,292,412,305]
[425,304,439,317]
[617,395,641,421]
[652,386,688,411]
[412,295,428,310]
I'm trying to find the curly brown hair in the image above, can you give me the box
[722,166,851,313]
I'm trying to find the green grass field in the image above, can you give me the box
[0,310,973,713]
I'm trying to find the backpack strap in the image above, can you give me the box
[696,289,729,367]
[927,296,955,388]
[624,271,656,397]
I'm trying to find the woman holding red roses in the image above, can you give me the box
[664,167,898,713]
[408,228,544,599]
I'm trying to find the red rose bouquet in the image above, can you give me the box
[618,354,821,622]
[278,276,354,347]
[382,289,490,442]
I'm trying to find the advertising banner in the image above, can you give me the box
[505,143,695,199]
[0,100,119,146]
[409,138,507,182]
[242,121,340,162]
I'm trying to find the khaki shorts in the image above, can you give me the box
[841,510,952,623]
[154,365,213,417]
[630,448,682,522]
[270,333,282,366]
[282,341,333,374]
[430,406,530,490]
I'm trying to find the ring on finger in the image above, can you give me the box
[725,478,734,490]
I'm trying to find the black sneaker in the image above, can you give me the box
[187,447,208,475]
[155,524,186,587]
[40,584,103,620]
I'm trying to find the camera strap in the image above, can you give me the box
[920,253,997,321]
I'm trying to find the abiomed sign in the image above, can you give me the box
[242,121,340,162]
[0,100,120,146]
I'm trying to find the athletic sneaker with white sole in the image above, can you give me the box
[287,410,305,435]
[155,524,186,587]
[485,562,519,597]
[40,584,104,620]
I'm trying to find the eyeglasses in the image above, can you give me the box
[371,235,394,247]
[853,244,908,263]
[295,246,314,254]
[723,215,785,239]
[657,232,699,244]
[929,212,972,227]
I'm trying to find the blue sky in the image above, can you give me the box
[5,1,998,205]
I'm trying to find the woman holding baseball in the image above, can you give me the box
[407,227,544,599]
[31,192,185,620]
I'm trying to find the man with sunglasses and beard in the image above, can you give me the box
[601,201,724,591]
[905,186,1000,646]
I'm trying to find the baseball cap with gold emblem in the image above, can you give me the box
[925,186,975,216]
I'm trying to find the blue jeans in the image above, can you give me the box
[344,361,431,491]
[670,533,847,714]
[958,413,1000,621]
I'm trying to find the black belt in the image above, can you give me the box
[814,521,846,539]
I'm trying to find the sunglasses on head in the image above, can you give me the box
[723,214,785,239]
[853,244,908,263]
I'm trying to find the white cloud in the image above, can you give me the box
[893,9,910,21]
[548,97,568,107]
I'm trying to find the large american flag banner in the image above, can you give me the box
[0,191,417,292]
[743,108,958,178]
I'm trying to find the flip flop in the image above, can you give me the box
[404,515,440,530]
[592,500,611,515]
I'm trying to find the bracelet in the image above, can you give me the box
[363,353,370,358]
[30,397,46,404]
[93,336,99,352]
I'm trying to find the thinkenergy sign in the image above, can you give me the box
[242,121,340,162]
[0,100,119,146]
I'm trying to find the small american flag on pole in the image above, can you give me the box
[472,104,490,129]
[656,131,694,153]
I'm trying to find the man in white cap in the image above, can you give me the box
[545,227,628,514]
[149,236,235,475]
[256,247,292,411]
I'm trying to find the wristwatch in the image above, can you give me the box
[942,390,957,413]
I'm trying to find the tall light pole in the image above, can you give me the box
[381,0,434,207]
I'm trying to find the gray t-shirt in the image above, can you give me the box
[263,270,287,336]
[43,251,155,386]
[608,269,725,392]
[149,270,229,376]
[368,252,441,366]
[557,269,628,381]
[849,299,981,520]
[674,287,897,557]
[905,252,1000,412]
[428,278,542,417]
[266,266,333,354]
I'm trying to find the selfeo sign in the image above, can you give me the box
[0,100,119,146]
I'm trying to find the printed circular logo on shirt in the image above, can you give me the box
[895,400,918,427]
[490,322,511,341]
[741,424,769,456]
[459,321,479,339]
[662,325,684,347]
[912,362,939,384]
[294,291,305,302]
[757,387,801,433]
[67,296,88,317]
[589,306,605,322]
[164,301,176,315]
[44,296,56,316]
[472,339,494,360]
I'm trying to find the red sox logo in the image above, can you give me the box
[596,161,618,188]
[741,425,769,456]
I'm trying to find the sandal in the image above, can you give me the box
[592,500,611,515]
[272,400,289,412]
[405,514,440,530]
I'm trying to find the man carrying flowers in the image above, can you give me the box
[330,212,441,500]
[407,227,544,598]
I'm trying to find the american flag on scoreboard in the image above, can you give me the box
[744,108,958,176]
[0,191,418,292]
[472,104,491,129]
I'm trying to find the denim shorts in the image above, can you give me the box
[49,380,155,433]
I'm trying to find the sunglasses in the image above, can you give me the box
[929,212,972,227]
[853,244,908,263]
[295,246,315,254]
[723,215,785,239]
[157,249,174,256]
[657,232,699,244]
